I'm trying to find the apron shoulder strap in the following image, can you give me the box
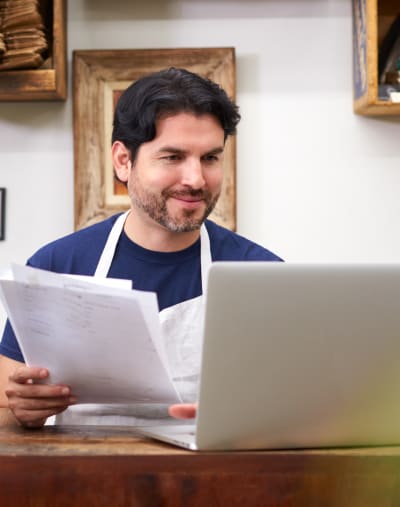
[94,212,129,277]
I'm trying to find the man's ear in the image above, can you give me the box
[111,141,132,182]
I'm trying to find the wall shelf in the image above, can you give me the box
[0,0,67,101]
[353,0,400,115]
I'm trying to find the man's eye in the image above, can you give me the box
[203,154,218,162]
[163,155,180,161]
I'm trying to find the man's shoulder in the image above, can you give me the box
[28,214,122,274]
[205,220,283,261]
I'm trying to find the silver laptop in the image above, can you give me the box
[137,262,400,451]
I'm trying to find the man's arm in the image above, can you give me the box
[0,355,76,428]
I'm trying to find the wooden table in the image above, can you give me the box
[1,425,400,506]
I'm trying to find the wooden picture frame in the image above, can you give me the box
[352,0,400,115]
[0,188,6,241]
[73,48,236,231]
[0,0,67,101]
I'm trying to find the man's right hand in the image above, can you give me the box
[1,359,76,428]
[168,403,197,419]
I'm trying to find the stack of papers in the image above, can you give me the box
[0,0,49,70]
[0,265,181,405]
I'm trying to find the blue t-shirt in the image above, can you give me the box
[0,215,282,362]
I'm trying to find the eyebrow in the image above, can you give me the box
[157,146,224,156]
[205,147,224,156]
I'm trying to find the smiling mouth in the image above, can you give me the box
[170,196,205,209]
[174,196,203,203]
[167,190,207,203]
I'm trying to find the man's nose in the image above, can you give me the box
[181,159,206,189]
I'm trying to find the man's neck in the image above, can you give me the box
[123,211,201,252]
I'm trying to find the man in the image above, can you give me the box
[0,67,282,428]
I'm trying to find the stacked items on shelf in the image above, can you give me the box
[0,0,48,71]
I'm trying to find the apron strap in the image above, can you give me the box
[94,211,129,278]
[199,224,211,295]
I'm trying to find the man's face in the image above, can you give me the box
[127,112,225,233]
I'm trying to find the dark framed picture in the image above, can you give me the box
[73,47,236,231]
[0,188,5,241]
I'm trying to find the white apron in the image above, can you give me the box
[56,212,211,426]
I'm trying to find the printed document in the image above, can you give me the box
[0,265,181,404]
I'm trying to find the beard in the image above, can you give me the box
[129,180,220,233]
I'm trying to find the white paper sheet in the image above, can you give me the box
[0,265,181,405]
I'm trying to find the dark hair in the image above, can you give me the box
[112,67,241,162]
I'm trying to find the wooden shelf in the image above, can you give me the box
[0,0,67,101]
[352,0,400,115]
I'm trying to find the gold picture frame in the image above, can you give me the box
[73,48,236,231]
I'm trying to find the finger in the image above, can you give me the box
[9,366,49,384]
[8,395,77,428]
[7,395,77,412]
[6,383,73,400]
[168,403,197,419]
[13,405,70,428]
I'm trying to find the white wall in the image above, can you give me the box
[1,0,400,326]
